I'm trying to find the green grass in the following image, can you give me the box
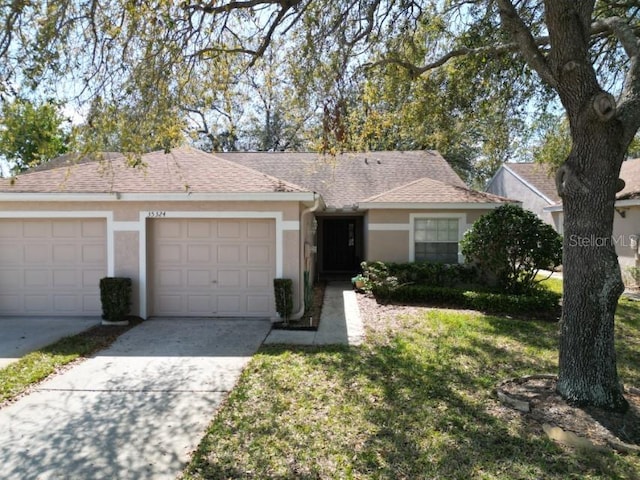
[0,322,136,404]
[184,289,640,479]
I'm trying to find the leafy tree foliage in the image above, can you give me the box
[0,98,69,175]
[461,204,563,294]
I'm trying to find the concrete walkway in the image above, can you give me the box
[0,318,271,480]
[264,282,364,346]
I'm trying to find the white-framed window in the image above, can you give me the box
[410,214,465,264]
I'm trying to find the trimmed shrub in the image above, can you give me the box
[361,261,478,291]
[461,204,562,294]
[99,277,132,322]
[274,278,293,322]
[371,284,560,317]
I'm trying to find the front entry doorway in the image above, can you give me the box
[318,216,364,277]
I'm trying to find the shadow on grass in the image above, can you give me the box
[186,310,640,479]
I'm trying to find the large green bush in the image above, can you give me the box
[460,204,562,294]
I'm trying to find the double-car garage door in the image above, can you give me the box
[0,217,277,318]
[0,219,107,316]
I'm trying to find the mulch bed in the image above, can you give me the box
[271,282,325,331]
[495,375,640,453]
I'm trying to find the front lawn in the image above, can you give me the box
[183,291,640,479]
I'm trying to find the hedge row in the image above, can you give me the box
[371,284,561,317]
[361,261,479,288]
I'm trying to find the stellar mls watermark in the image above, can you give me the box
[568,234,639,248]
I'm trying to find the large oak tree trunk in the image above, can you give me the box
[555,119,629,412]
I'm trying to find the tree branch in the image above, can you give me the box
[497,0,557,87]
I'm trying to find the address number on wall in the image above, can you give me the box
[147,211,167,218]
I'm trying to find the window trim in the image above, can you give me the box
[409,213,466,263]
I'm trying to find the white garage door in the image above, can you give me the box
[149,218,276,317]
[0,219,107,316]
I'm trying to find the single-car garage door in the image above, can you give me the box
[0,219,107,316]
[149,218,276,317]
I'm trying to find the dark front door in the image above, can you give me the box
[321,217,362,273]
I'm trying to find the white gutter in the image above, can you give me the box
[544,197,640,213]
[358,201,514,210]
[0,191,316,202]
[292,194,321,320]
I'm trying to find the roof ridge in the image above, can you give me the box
[207,150,309,193]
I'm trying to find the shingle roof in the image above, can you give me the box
[361,177,513,204]
[216,150,466,208]
[503,163,561,204]
[618,158,640,200]
[0,147,307,194]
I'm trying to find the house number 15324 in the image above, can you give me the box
[147,211,167,218]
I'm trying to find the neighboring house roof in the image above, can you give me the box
[496,163,561,205]
[216,150,467,208]
[0,147,307,194]
[617,158,640,200]
[360,177,513,206]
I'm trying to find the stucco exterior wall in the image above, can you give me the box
[613,207,640,283]
[365,208,499,263]
[486,168,557,228]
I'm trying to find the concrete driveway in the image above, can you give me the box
[0,318,271,480]
[0,317,101,369]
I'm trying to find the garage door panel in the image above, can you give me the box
[0,219,107,316]
[247,270,270,288]
[217,295,241,314]
[187,221,211,238]
[53,295,78,312]
[158,269,183,287]
[52,220,77,237]
[24,295,49,313]
[0,220,20,237]
[81,220,106,237]
[187,244,210,262]
[0,295,20,313]
[247,245,270,264]
[157,295,183,314]
[247,221,270,239]
[217,221,241,238]
[0,245,20,263]
[187,270,211,287]
[187,295,213,314]
[82,245,105,263]
[217,245,241,263]
[157,244,182,263]
[24,244,49,263]
[24,270,48,287]
[23,222,50,238]
[150,218,276,317]
[217,270,240,287]
[53,270,77,287]
[247,295,272,313]
[83,270,104,287]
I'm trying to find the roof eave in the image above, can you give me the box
[503,164,557,205]
[0,191,317,202]
[358,201,517,210]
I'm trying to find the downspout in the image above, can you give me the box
[292,193,320,320]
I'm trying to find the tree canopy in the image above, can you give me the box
[0,98,70,175]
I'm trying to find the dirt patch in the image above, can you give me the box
[495,376,640,453]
